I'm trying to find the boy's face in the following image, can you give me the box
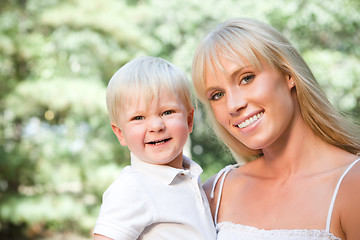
[112,89,194,169]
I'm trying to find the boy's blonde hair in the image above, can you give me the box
[192,17,360,162]
[107,56,193,126]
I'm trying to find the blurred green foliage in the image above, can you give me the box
[0,0,359,239]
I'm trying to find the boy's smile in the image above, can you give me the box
[112,88,194,169]
[146,138,171,146]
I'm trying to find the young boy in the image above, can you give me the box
[93,56,216,240]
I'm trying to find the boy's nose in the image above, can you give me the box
[148,117,165,132]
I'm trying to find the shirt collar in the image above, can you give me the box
[130,152,203,185]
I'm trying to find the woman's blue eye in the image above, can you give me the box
[241,74,255,84]
[210,92,225,101]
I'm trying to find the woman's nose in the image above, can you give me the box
[227,89,247,115]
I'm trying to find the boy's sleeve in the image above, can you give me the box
[93,173,155,240]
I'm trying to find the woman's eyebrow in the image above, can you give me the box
[229,65,251,79]
[205,85,217,93]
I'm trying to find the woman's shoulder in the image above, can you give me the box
[203,175,217,201]
[337,156,360,195]
[203,159,262,193]
[206,164,241,188]
[334,156,360,239]
[203,165,236,195]
[203,164,241,213]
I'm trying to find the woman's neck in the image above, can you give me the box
[260,116,329,178]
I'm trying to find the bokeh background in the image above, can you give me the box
[1,0,359,239]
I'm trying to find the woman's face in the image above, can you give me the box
[204,56,296,150]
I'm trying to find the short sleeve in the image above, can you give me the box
[93,172,155,240]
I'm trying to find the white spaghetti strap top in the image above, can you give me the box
[211,158,360,235]
[211,164,240,225]
[325,158,360,231]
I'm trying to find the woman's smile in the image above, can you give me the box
[236,111,264,129]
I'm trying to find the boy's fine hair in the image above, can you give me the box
[106,56,194,126]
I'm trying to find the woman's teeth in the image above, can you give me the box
[237,112,263,129]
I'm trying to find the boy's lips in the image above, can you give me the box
[146,138,172,145]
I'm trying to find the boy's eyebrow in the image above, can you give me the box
[158,101,182,108]
[123,107,142,117]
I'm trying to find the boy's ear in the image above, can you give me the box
[187,108,195,133]
[111,123,127,146]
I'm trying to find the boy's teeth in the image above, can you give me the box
[237,112,263,129]
[150,138,170,145]
[154,140,165,145]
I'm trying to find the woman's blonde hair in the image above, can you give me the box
[107,56,193,126]
[192,17,360,162]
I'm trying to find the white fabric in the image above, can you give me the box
[211,158,360,240]
[216,222,340,240]
[94,153,216,240]
[326,158,360,231]
[211,164,240,225]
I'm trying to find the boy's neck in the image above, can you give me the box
[162,153,185,169]
[182,161,190,170]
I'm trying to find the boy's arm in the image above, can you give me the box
[93,233,113,240]
[93,173,154,240]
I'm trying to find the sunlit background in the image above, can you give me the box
[1,0,359,239]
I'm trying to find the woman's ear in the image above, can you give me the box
[288,75,295,89]
[111,123,127,146]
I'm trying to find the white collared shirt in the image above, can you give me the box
[93,153,216,240]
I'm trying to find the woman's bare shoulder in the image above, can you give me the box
[338,156,360,201]
[203,174,217,200]
[336,157,360,240]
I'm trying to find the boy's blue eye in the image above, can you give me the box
[163,110,174,115]
[132,116,144,120]
[210,92,224,101]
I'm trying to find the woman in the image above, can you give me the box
[192,18,360,240]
